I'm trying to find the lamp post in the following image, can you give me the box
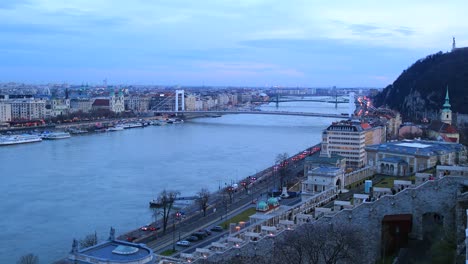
[172,216,176,252]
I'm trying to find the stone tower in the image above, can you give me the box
[441,86,452,125]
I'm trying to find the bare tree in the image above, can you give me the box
[272,223,364,264]
[224,186,234,204]
[275,152,289,188]
[154,189,180,233]
[17,254,39,264]
[79,231,98,249]
[197,188,210,217]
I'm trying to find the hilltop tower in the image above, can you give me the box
[452,37,456,52]
[440,86,452,125]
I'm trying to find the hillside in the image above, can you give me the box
[373,48,468,116]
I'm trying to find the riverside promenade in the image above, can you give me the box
[117,144,321,255]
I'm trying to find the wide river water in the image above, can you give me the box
[0,100,348,263]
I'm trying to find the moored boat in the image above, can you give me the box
[41,131,71,140]
[121,123,144,129]
[0,134,42,146]
[106,125,125,132]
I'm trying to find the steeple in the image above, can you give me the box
[443,86,451,109]
[441,86,452,125]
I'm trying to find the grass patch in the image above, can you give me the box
[220,207,257,229]
[160,249,177,256]
[374,175,417,188]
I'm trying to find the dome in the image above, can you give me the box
[267,197,279,207]
[256,201,269,211]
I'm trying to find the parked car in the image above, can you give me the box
[186,236,199,242]
[192,231,207,240]
[210,226,223,232]
[199,229,212,236]
[126,236,137,242]
[176,240,191,247]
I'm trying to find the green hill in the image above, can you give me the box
[373,48,468,116]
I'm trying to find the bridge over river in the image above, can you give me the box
[153,110,348,118]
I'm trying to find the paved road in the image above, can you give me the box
[127,152,311,254]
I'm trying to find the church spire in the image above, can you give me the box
[441,86,452,125]
[443,86,451,109]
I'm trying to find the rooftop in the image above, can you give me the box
[69,240,153,264]
[366,140,465,157]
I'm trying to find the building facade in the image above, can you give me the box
[321,120,385,168]
[9,99,46,120]
[70,98,94,113]
[366,140,467,176]
[301,167,344,194]
[0,102,12,122]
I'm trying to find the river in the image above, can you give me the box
[0,99,348,263]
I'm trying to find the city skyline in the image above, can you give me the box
[1,0,467,87]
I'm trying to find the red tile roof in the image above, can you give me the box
[92,99,110,106]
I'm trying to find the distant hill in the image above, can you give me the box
[373,48,468,116]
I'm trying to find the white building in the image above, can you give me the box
[125,96,150,112]
[321,120,384,168]
[0,102,12,122]
[110,92,125,113]
[49,98,70,117]
[301,167,344,194]
[9,99,46,120]
[70,98,94,113]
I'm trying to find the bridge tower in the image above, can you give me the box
[175,90,185,112]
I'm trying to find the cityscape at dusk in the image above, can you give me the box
[1,1,468,264]
[1,0,468,86]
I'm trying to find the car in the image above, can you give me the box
[199,229,212,236]
[140,226,149,231]
[192,231,207,239]
[186,236,199,242]
[210,226,223,232]
[176,240,191,247]
[126,236,137,242]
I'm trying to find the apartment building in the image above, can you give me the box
[321,120,385,168]
[9,99,46,120]
[0,102,12,122]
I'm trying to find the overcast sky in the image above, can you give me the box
[0,0,466,87]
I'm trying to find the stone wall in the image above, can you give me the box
[201,177,468,264]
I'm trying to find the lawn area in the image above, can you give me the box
[160,249,177,256]
[220,207,256,229]
[374,175,416,188]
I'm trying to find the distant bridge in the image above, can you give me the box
[153,110,348,118]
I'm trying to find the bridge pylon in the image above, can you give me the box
[175,90,185,112]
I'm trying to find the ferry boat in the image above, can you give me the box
[68,128,88,134]
[41,132,71,140]
[152,120,167,126]
[121,123,143,129]
[106,125,125,132]
[0,134,42,146]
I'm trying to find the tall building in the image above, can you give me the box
[9,99,46,120]
[70,98,94,113]
[320,120,386,168]
[0,102,12,122]
[125,96,150,112]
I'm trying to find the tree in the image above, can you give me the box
[224,186,234,204]
[79,231,98,249]
[271,223,364,264]
[197,188,210,217]
[17,254,39,264]
[154,189,180,233]
[275,152,289,188]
